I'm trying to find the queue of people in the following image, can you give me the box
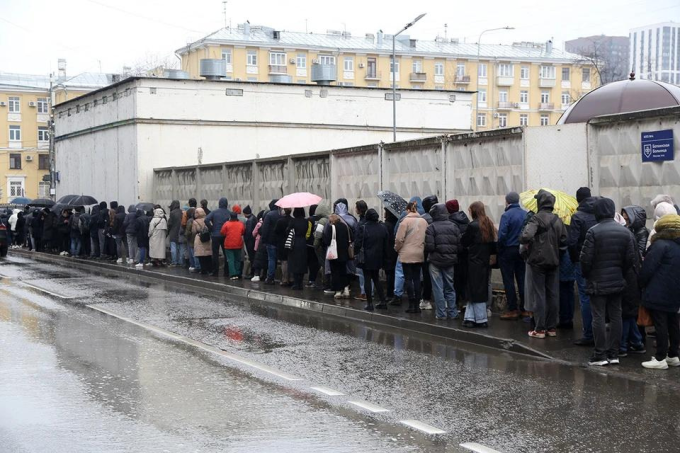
[9,188,680,370]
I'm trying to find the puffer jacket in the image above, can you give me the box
[191,208,212,256]
[220,218,245,250]
[260,199,281,246]
[123,205,137,235]
[498,203,526,249]
[425,204,460,268]
[579,198,637,295]
[112,206,126,236]
[622,205,649,257]
[354,209,388,270]
[449,211,470,236]
[639,219,680,313]
[395,212,428,263]
[422,195,439,219]
[205,197,231,238]
[167,200,183,242]
[568,196,598,262]
[520,190,567,270]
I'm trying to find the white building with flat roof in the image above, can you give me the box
[629,22,680,84]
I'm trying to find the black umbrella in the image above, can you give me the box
[135,202,155,213]
[377,190,408,217]
[28,198,56,207]
[57,195,79,204]
[66,195,98,207]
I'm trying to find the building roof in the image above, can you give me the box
[178,24,584,63]
[0,71,116,92]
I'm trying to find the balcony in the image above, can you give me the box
[365,71,381,81]
[538,102,554,111]
[268,65,288,74]
[497,101,517,110]
[454,75,470,84]
[539,78,556,88]
[496,76,514,86]
[410,72,427,82]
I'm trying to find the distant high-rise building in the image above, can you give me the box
[629,22,680,84]
[565,35,629,84]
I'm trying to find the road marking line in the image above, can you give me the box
[348,400,390,413]
[89,305,302,382]
[399,420,446,435]
[20,281,77,299]
[460,442,503,453]
[310,386,345,396]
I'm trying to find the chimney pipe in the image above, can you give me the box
[58,58,66,78]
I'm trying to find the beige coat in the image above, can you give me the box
[395,212,428,263]
[191,209,213,256]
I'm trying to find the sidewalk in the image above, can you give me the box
[11,249,678,389]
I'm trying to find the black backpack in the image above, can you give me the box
[199,225,211,243]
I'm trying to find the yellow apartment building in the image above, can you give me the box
[0,64,114,203]
[178,24,599,130]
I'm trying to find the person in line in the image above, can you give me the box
[243,206,257,279]
[446,199,469,310]
[498,192,527,320]
[354,200,369,301]
[57,209,72,256]
[461,201,497,328]
[260,199,281,285]
[205,197,231,277]
[31,210,43,253]
[148,207,168,267]
[87,205,99,258]
[520,190,568,338]
[42,208,57,253]
[305,205,322,288]
[395,201,428,314]
[409,196,431,310]
[221,211,246,280]
[112,205,127,263]
[274,208,294,286]
[383,209,399,303]
[558,243,576,330]
[191,208,213,275]
[650,194,680,215]
[251,210,268,282]
[580,197,637,366]
[568,187,598,346]
[184,207,199,272]
[312,204,331,292]
[200,199,211,216]
[324,213,353,299]
[134,209,150,268]
[638,214,680,369]
[333,200,358,299]
[287,208,312,290]
[8,209,18,247]
[69,207,83,257]
[354,208,388,310]
[420,195,439,310]
[647,201,677,248]
[97,202,109,259]
[123,205,138,264]
[167,200,183,267]
[425,203,461,320]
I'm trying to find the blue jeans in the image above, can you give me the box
[394,260,404,297]
[171,241,180,265]
[499,246,525,312]
[179,242,187,266]
[429,264,457,318]
[138,247,147,263]
[574,263,593,340]
[188,247,200,269]
[621,317,643,352]
[70,237,81,257]
[266,244,277,280]
[464,302,488,323]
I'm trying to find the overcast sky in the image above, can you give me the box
[1,0,678,76]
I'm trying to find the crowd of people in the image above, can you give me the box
[4,189,680,370]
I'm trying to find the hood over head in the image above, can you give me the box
[409,196,425,215]
[534,189,555,212]
[314,203,330,218]
[153,208,165,218]
[622,205,647,230]
[594,197,616,221]
[257,210,265,220]
[169,200,180,211]
[135,208,143,217]
[99,201,107,210]
[430,203,450,221]
[116,206,125,214]
[654,201,677,220]
[333,198,349,211]
[293,207,306,218]
[218,197,228,209]
[268,199,279,211]
[366,208,379,222]
[651,194,674,209]
[91,206,100,216]
[195,208,206,219]
[614,212,627,226]
[576,187,592,203]
[110,201,118,210]
[334,202,349,216]
[128,204,135,213]
[422,195,439,214]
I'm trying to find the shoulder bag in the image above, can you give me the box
[326,225,338,260]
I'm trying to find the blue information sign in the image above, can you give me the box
[641,129,674,162]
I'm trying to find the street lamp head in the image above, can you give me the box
[504,26,515,30]
[405,13,427,30]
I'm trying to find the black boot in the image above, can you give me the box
[388,296,402,306]
[405,299,417,313]
[364,303,374,312]
[375,301,388,309]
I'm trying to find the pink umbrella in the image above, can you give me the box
[275,192,322,208]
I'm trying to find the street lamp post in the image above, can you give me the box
[392,13,426,142]
[475,26,514,131]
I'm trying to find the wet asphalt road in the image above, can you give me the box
[2,255,680,453]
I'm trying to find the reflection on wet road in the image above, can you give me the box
[2,255,680,452]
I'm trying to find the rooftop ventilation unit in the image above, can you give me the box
[311,63,337,85]
[164,69,190,79]
[200,59,227,80]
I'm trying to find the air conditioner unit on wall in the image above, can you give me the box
[28,101,36,107]
[25,155,33,162]
[312,59,319,64]
[358,63,365,68]
[289,58,296,64]
[493,113,499,118]
[0,102,6,107]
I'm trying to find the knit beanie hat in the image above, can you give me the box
[576,187,591,203]
[232,204,242,215]
[445,199,460,213]
[505,191,520,204]
[654,202,677,220]
[243,205,252,215]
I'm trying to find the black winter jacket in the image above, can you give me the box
[383,215,398,271]
[354,209,388,270]
[323,219,353,262]
[425,204,460,268]
[123,205,137,235]
[260,199,281,246]
[135,210,150,248]
[639,234,680,313]
[167,201,183,242]
[449,211,470,236]
[568,197,598,262]
[622,205,649,257]
[112,206,126,236]
[520,190,567,270]
[580,198,637,296]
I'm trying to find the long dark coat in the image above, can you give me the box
[287,217,311,274]
[461,220,494,303]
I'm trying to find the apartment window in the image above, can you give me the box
[39,154,50,170]
[8,96,20,113]
[434,62,444,76]
[477,114,487,127]
[561,67,570,81]
[247,51,258,66]
[9,180,23,197]
[499,90,508,102]
[9,154,21,170]
[270,52,286,66]
[478,89,487,103]
[412,60,423,73]
[478,63,487,78]
[582,68,591,83]
[38,182,50,198]
[520,114,528,126]
[390,57,400,73]
[498,113,508,128]
[9,125,21,141]
[456,63,465,77]
[539,65,556,79]
[344,57,354,72]
[497,63,513,77]
[319,55,336,65]
[540,114,549,126]
[541,91,550,103]
[561,92,571,105]
[37,97,49,114]
[520,90,528,104]
[297,53,307,68]
[38,127,49,142]
[520,66,530,79]
[222,49,232,64]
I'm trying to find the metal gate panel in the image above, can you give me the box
[225,164,254,210]
[385,145,442,201]
[201,165,225,206]
[175,169,196,204]
[257,160,287,211]
[153,170,173,207]
[332,149,380,213]
[293,155,331,202]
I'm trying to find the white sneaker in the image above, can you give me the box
[419,300,433,310]
[251,275,260,282]
[666,356,680,367]
[487,308,493,317]
[135,263,144,269]
[342,287,350,299]
[334,291,343,299]
[642,357,669,369]
[324,289,335,295]
[116,258,123,264]
[188,267,195,272]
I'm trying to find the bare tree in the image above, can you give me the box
[569,37,629,85]
[128,52,179,77]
